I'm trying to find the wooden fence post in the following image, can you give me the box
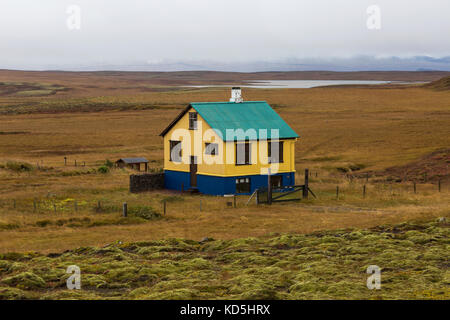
[123,202,127,217]
[267,168,272,205]
[303,169,309,199]
[64,157,67,166]
[199,200,202,212]
[414,182,417,194]
[336,186,339,200]
[163,200,166,215]
[74,200,78,212]
[363,185,366,198]
[97,200,101,212]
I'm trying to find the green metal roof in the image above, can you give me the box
[190,101,299,142]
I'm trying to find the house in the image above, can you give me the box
[160,88,299,195]
[116,158,149,171]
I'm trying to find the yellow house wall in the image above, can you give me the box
[222,139,296,177]
[163,106,297,177]
[163,108,226,176]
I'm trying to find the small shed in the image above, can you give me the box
[116,158,149,172]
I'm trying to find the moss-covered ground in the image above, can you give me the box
[0,218,448,300]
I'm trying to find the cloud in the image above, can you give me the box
[0,0,449,70]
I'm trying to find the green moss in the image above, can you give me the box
[0,261,24,274]
[40,290,102,300]
[127,287,152,299]
[81,274,107,288]
[151,279,197,292]
[2,272,47,290]
[182,258,212,270]
[0,218,447,300]
[0,287,34,300]
[145,288,201,300]
[404,230,436,244]
[320,235,343,244]
[289,280,327,294]
[31,266,65,283]
[105,266,140,283]
[422,266,443,283]
[325,280,367,298]
[0,252,39,261]
[238,288,281,300]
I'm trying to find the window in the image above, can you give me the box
[236,142,251,165]
[189,112,198,130]
[271,175,282,188]
[236,178,251,193]
[169,140,182,162]
[205,143,218,156]
[268,141,284,163]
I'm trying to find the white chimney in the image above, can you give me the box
[230,87,243,103]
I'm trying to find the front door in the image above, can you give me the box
[190,156,197,187]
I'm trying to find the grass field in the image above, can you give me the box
[0,70,448,299]
[0,219,448,300]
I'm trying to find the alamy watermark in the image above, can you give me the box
[169,122,281,175]
[366,265,381,290]
[366,5,381,30]
[66,5,81,30]
[66,265,81,290]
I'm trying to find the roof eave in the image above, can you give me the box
[159,104,193,137]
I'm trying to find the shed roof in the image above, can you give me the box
[116,158,149,164]
[160,101,299,141]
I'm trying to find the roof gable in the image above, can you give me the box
[160,101,299,141]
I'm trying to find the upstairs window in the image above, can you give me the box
[169,140,182,162]
[268,141,284,163]
[236,142,251,165]
[205,143,218,156]
[189,112,198,130]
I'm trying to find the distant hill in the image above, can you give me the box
[425,76,450,90]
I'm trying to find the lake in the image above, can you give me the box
[189,79,398,89]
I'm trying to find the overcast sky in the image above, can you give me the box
[0,0,449,70]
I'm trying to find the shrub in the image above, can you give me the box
[104,159,114,168]
[128,205,161,220]
[0,223,20,230]
[93,203,121,213]
[5,161,33,172]
[97,165,110,174]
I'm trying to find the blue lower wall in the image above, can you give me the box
[164,170,191,191]
[164,170,295,196]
